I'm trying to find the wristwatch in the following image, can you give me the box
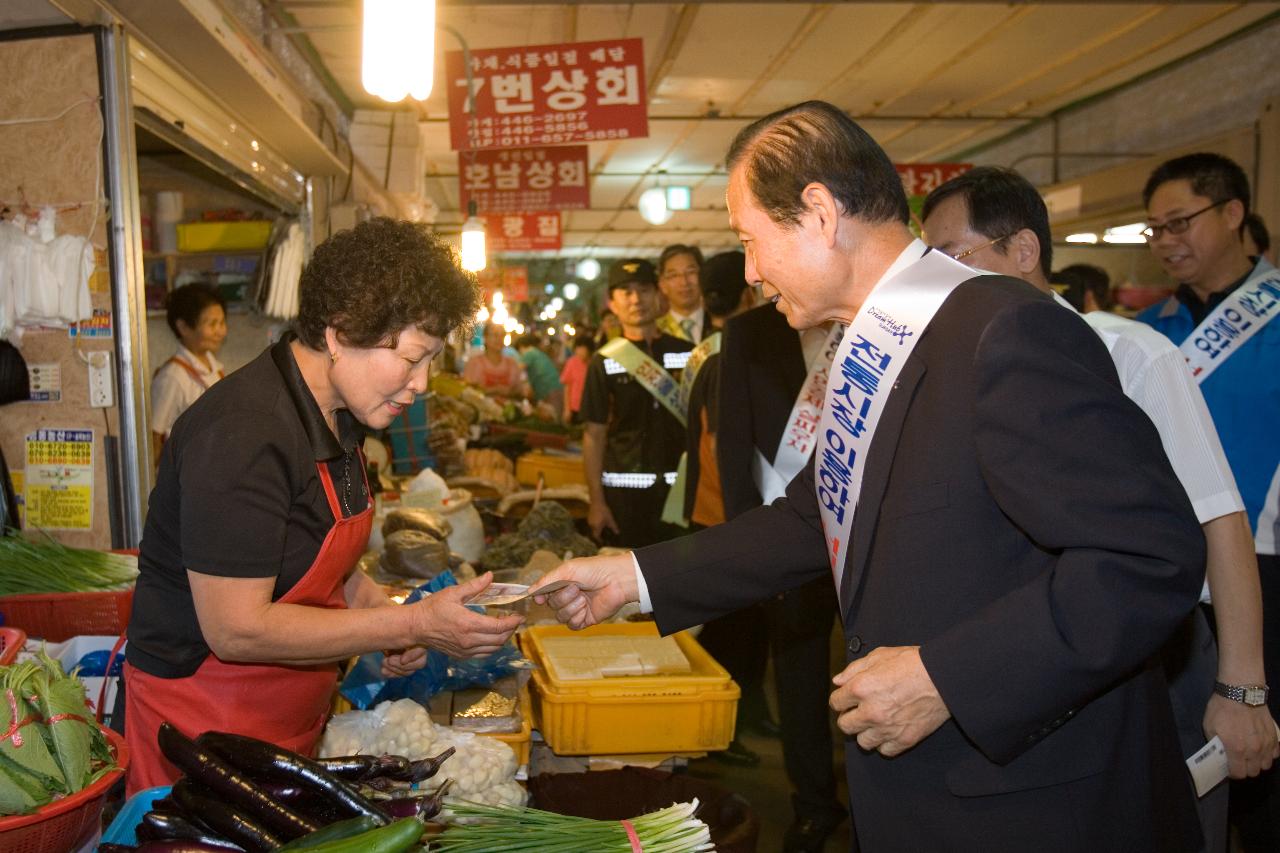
[1213,681,1270,707]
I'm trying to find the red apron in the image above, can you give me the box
[124,456,371,796]
[162,355,225,389]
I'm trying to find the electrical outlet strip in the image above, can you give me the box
[88,351,114,408]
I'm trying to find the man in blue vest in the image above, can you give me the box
[1136,152,1280,853]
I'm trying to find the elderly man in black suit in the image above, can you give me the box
[534,100,1205,852]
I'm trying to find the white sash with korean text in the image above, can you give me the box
[676,332,721,413]
[598,337,687,427]
[817,244,973,591]
[1181,259,1280,384]
[753,323,845,504]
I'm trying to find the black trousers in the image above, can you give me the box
[768,576,843,819]
[696,603,771,733]
[601,483,683,549]
[1229,553,1280,852]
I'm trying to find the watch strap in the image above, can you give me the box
[1213,681,1270,706]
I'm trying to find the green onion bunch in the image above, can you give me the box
[433,799,714,851]
[0,529,138,596]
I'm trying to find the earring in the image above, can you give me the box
[329,351,339,363]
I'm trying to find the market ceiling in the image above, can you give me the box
[274,0,1274,257]
[8,1,1278,258]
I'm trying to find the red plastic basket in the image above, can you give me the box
[0,727,129,853]
[0,588,134,643]
[0,628,26,666]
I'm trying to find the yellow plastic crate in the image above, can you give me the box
[176,221,272,252]
[524,622,739,756]
[516,451,586,488]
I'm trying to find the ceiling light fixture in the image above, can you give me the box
[563,283,580,300]
[665,186,692,211]
[362,0,437,102]
[638,187,673,225]
[575,259,601,281]
[1102,222,1147,245]
[460,201,487,272]
[1065,233,1099,244]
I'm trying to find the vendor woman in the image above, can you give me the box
[124,218,522,794]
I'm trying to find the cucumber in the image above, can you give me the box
[275,815,381,850]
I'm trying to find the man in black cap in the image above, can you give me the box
[580,259,693,547]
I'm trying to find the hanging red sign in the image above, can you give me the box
[895,163,972,197]
[460,146,589,213]
[485,212,562,253]
[502,266,530,302]
[446,38,648,151]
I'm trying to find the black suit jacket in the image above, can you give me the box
[716,304,807,520]
[638,276,1204,852]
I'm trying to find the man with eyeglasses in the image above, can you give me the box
[922,165,1277,853]
[1137,153,1280,853]
[655,244,712,343]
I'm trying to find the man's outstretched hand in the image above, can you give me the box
[531,553,640,629]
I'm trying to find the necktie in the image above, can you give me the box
[680,317,696,342]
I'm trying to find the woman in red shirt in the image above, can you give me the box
[559,334,594,423]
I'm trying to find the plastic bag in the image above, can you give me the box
[405,468,449,504]
[381,529,450,579]
[382,506,451,540]
[338,571,529,710]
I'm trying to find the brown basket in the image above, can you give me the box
[0,727,129,853]
[0,588,133,642]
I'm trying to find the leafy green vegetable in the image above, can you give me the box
[433,799,714,852]
[0,528,138,595]
[33,651,94,790]
[0,663,66,794]
[0,652,117,815]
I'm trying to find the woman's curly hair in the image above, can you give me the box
[296,217,480,350]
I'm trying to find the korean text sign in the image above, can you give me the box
[446,38,648,151]
[897,163,972,231]
[24,429,94,530]
[460,146,589,213]
[485,212,562,253]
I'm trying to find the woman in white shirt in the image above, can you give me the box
[151,283,227,466]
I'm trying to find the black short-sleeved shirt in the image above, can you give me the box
[579,333,692,475]
[127,335,368,678]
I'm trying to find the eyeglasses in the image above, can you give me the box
[1141,200,1228,241]
[946,234,1013,262]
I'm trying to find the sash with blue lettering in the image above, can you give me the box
[1181,258,1280,384]
[754,323,844,504]
[816,244,974,591]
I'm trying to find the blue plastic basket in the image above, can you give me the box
[97,785,171,848]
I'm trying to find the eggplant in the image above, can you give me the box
[399,746,455,783]
[315,754,410,782]
[171,779,282,853]
[378,782,450,821]
[158,723,320,839]
[196,731,388,826]
[251,780,346,824]
[359,776,411,794]
[136,810,245,850]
